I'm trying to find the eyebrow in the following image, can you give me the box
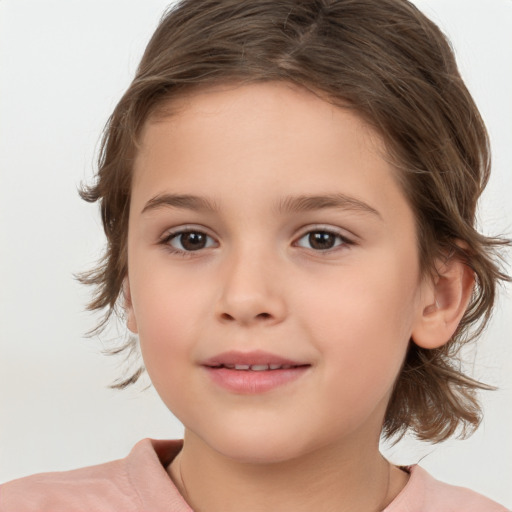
[141,192,381,219]
[141,194,220,214]
[275,193,381,218]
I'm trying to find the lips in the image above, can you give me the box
[202,350,308,368]
[201,350,311,393]
[208,363,299,371]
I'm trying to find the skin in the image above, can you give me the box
[124,81,470,512]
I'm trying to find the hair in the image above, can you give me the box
[79,0,510,443]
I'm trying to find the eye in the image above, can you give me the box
[163,229,217,253]
[295,229,351,251]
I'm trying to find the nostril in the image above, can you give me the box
[217,311,275,323]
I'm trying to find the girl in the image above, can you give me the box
[1,1,510,510]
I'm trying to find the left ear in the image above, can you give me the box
[412,251,474,349]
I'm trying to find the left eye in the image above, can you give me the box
[295,230,349,251]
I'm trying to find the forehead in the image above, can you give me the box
[145,81,380,140]
[129,81,415,230]
[133,81,391,191]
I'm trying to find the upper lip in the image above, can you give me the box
[202,350,309,368]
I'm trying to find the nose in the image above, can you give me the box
[215,248,287,327]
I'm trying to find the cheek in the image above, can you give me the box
[131,252,208,335]
[300,256,419,399]
[130,270,205,386]
[303,255,418,343]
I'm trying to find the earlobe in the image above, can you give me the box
[412,254,474,349]
[123,278,139,334]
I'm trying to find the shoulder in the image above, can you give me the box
[0,456,136,512]
[0,439,188,512]
[386,465,509,512]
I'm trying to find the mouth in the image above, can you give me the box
[205,363,307,371]
[201,351,311,393]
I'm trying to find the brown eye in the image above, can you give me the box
[309,232,336,250]
[296,230,348,251]
[167,231,215,252]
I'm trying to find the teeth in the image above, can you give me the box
[222,363,295,371]
[250,364,269,371]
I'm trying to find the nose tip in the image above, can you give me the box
[217,296,285,326]
[215,257,287,326]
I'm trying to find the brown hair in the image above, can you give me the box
[79,0,510,443]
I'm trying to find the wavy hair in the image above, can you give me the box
[79,0,510,442]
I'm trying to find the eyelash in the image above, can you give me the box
[159,226,354,258]
[295,228,354,254]
[160,229,217,258]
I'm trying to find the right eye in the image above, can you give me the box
[162,230,217,254]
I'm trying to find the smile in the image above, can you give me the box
[207,363,302,371]
[202,351,311,393]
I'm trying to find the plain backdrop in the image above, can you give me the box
[1,0,511,507]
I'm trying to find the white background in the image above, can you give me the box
[0,0,511,507]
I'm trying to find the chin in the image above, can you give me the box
[195,422,322,465]
[217,441,304,465]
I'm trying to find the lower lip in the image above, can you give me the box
[203,366,310,394]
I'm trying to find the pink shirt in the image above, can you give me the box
[0,439,508,511]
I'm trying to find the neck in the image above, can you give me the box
[167,430,408,512]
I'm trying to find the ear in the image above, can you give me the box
[123,278,139,334]
[412,253,474,349]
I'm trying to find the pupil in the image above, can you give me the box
[310,232,335,250]
[181,232,205,251]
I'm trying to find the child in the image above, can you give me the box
[1,0,510,510]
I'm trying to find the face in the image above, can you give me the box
[126,82,430,463]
